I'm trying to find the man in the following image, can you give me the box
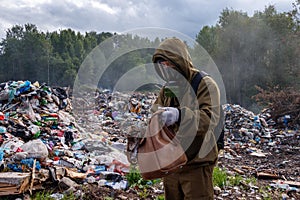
[151,38,220,199]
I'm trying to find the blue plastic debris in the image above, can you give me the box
[8,158,41,172]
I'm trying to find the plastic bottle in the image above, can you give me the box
[0,126,6,133]
[33,131,41,139]
[0,112,4,120]
[0,149,4,161]
[94,165,106,174]
[44,117,58,122]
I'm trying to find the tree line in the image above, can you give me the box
[0,24,113,86]
[0,3,299,110]
[197,3,300,109]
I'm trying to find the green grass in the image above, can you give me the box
[213,166,227,188]
[32,190,77,200]
[245,176,257,185]
[61,191,76,200]
[213,167,259,189]
[125,166,149,188]
[156,194,165,200]
[32,190,54,200]
[228,174,243,186]
[138,188,150,199]
[259,185,272,200]
[103,197,114,200]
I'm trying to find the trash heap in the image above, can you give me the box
[223,104,299,154]
[0,80,298,199]
[72,90,154,140]
[223,104,277,145]
[0,80,156,196]
[217,104,300,199]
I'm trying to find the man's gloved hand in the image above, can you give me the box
[159,107,179,126]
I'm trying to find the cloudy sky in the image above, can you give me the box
[0,0,295,40]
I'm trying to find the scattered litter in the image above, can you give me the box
[0,81,298,199]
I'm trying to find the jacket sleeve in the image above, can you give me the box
[178,76,220,138]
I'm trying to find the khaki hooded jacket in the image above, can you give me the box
[151,38,220,166]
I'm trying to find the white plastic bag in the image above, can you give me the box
[21,139,48,159]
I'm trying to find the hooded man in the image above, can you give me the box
[151,38,220,199]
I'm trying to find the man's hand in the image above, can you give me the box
[159,107,179,126]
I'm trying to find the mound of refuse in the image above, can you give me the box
[0,80,155,196]
[0,80,298,199]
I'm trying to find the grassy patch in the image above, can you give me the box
[125,166,149,188]
[259,186,272,200]
[213,166,227,188]
[228,174,243,186]
[138,188,150,199]
[156,194,165,200]
[33,190,54,200]
[245,176,257,185]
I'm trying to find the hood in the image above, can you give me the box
[152,38,198,82]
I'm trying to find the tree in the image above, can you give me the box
[196,4,300,109]
[0,24,52,82]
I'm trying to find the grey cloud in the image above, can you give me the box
[0,0,294,40]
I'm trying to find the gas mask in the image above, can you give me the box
[155,59,182,82]
[155,59,186,98]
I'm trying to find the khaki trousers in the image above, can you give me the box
[163,164,214,200]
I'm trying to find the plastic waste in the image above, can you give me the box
[20,100,36,122]
[86,176,96,183]
[0,149,4,161]
[1,139,24,152]
[13,152,29,160]
[50,193,64,200]
[283,115,291,127]
[17,80,31,94]
[7,158,41,172]
[21,158,41,170]
[7,164,23,172]
[253,116,261,129]
[21,139,49,159]
[95,165,106,173]
[104,180,128,190]
[72,141,84,150]
[28,125,40,138]
[0,112,4,120]
[270,182,299,192]
[0,87,10,101]
[64,131,74,146]
[0,126,6,133]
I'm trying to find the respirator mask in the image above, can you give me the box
[155,59,184,98]
[155,59,181,82]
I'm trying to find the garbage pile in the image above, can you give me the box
[72,89,154,139]
[217,104,300,199]
[223,104,277,144]
[0,80,298,199]
[0,80,156,196]
[223,103,299,151]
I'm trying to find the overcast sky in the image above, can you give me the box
[0,0,295,40]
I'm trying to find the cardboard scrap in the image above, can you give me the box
[233,168,245,175]
[65,168,87,179]
[257,172,280,179]
[29,159,36,195]
[241,165,256,171]
[0,172,31,196]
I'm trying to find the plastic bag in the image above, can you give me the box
[21,139,49,159]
